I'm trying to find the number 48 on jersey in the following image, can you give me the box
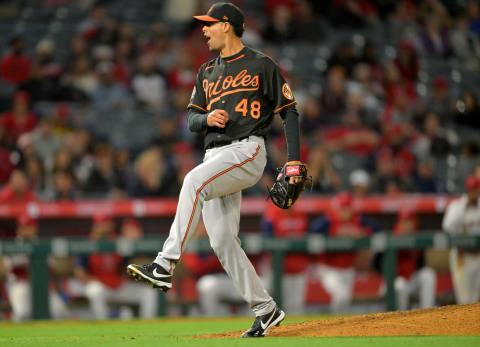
[235,99,261,119]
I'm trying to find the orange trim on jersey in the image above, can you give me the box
[188,103,207,112]
[206,87,259,110]
[274,100,297,114]
[225,54,245,63]
[205,65,214,70]
[180,144,262,255]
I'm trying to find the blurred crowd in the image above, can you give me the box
[0,0,479,202]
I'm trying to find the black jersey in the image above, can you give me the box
[187,46,297,148]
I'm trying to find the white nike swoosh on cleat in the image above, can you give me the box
[128,265,172,289]
[260,311,276,330]
[152,267,171,278]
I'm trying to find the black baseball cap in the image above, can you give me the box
[193,2,244,28]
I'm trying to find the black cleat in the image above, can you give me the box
[127,263,172,292]
[242,306,285,338]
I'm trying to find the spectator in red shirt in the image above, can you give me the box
[310,192,378,313]
[376,143,416,181]
[371,124,416,193]
[113,39,134,87]
[393,209,436,310]
[324,111,379,158]
[167,50,195,90]
[0,169,36,203]
[382,64,416,111]
[73,213,157,320]
[394,41,419,83]
[0,91,37,146]
[261,201,310,314]
[0,36,32,86]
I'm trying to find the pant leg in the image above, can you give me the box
[471,256,480,302]
[411,267,436,309]
[49,291,70,320]
[197,273,242,316]
[84,280,109,320]
[450,249,470,304]
[316,265,355,314]
[155,140,266,272]
[282,273,307,315]
[109,282,158,319]
[202,192,275,317]
[7,281,31,321]
[463,254,480,303]
[395,276,409,311]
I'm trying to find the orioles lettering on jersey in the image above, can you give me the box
[202,69,260,111]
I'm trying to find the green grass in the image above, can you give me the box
[0,316,479,347]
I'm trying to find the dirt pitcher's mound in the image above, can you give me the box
[202,303,480,338]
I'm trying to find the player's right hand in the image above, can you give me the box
[207,109,229,128]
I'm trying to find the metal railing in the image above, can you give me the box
[1,232,479,319]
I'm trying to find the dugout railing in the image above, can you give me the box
[1,233,479,319]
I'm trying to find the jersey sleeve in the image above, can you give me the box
[187,66,208,113]
[264,59,297,114]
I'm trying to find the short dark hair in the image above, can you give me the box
[232,23,245,38]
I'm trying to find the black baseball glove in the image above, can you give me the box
[268,163,309,209]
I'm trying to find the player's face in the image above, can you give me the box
[339,206,354,221]
[202,21,226,51]
[17,225,37,240]
[467,188,479,203]
[397,219,415,234]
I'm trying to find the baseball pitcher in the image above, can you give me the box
[127,2,308,338]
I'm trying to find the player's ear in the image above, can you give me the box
[222,21,230,33]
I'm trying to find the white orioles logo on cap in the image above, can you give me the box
[282,83,294,100]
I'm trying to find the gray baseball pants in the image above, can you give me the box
[154,135,276,316]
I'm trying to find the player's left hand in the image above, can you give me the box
[268,161,310,209]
